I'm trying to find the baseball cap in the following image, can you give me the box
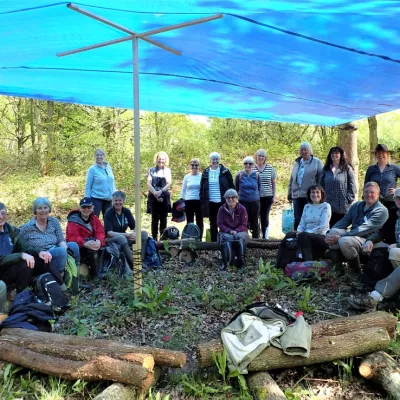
[80,197,93,207]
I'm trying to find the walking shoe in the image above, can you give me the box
[347,295,378,311]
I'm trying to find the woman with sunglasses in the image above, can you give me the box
[200,152,234,242]
[180,158,203,238]
[253,149,277,239]
[235,156,261,238]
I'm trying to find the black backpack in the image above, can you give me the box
[160,226,180,240]
[363,247,393,289]
[220,239,245,267]
[182,223,201,240]
[98,243,126,278]
[34,273,69,314]
[276,233,297,269]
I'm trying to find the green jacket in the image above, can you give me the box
[0,223,39,268]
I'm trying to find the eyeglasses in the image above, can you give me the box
[394,196,400,201]
[81,205,92,209]
[257,155,266,158]
[225,196,237,200]
[191,164,199,167]
[244,162,253,165]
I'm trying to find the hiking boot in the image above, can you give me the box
[347,254,361,271]
[347,295,378,311]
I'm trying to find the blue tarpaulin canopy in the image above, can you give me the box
[1,1,400,126]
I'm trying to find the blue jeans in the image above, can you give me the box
[91,197,112,218]
[49,242,80,273]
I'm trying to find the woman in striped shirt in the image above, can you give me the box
[253,149,277,239]
[180,158,203,239]
[200,152,234,242]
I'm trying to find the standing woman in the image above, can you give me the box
[84,148,116,218]
[200,152,234,242]
[253,149,277,239]
[147,151,172,240]
[320,146,356,227]
[180,158,203,239]
[235,156,260,239]
[288,142,323,229]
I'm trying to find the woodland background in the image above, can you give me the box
[0,96,399,224]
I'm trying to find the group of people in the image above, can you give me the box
[1,142,400,315]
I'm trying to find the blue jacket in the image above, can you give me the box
[84,162,116,201]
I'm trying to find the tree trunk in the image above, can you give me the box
[359,351,400,400]
[197,312,396,368]
[1,329,186,368]
[0,335,154,369]
[0,342,153,389]
[338,122,359,194]
[155,238,281,251]
[368,116,378,165]
[178,249,195,263]
[200,328,389,371]
[247,371,286,400]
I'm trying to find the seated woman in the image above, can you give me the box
[104,191,135,272]
[277,185,331,266]
[20,197,80,276]
[217,189,249,268]
[66,197,106,277]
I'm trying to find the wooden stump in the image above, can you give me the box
[93,383,142,400]
[359,351,400,400]
[247,371,286,400]
[178,249,195,263]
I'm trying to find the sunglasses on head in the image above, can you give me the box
[244,162,253,165]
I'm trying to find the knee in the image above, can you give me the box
[0,280,6,295]
[389,247,400,260]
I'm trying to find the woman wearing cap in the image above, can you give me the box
[365,144,400,207]
[288,142,323,229]
[84,148,116,217]
[217,189,249,267]
[200,152,234,242]
[20,197,80,275]
[180,158,203,238]
[235,156,261,239]
[253,149,277,239]
[147,151,172,240]
[66,197,106,277]
[320,146,356,227]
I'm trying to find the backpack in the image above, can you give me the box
[182,223,201,240]
[285,260,331,281]
[275,233,297,269]
[143,237,162,270]
[64,254,79,295]
[282,204,294,234]
[34,273,69,314]
[160,226,180,240]
[363,247,393,289]
[220,239,245,267]
[98,243,126,279]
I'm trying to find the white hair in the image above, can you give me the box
[209,152,221,161]
[243,156,255,164]
[299,141,313,156]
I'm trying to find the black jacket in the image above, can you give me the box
[200,164,234,217]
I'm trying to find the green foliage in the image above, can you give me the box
[148,388,171,400]
[258,258,296,291]
[333,358,354,385]
[212,350,228,385]
[297,286,317,313]
[66,316,102,337]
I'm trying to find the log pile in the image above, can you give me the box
[0,329,186,392]
[196,311,397,371]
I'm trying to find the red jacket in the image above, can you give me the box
[217,203,248,233]
[66,210,106,248]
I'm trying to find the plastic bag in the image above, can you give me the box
[282,204,294,234]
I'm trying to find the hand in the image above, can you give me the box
[154,190,163,198]
[272,196,276,205]
[21,253,35,268]
[363,240,374,253]
[230,230,237,235]
[325,235,340,245]
[93,240,101,250]
[84,240,96,250]
[387,188,395,196]
[388,243,397,250]
[126,232,136,239]
[39,251,52,263]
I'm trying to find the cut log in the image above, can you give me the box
[359,351,400,400]
[178,249,195,263]
[169,246,180,257]
[197,328,391,370]
[155,238,281,251]
[93,383,142,400]
[197,311,397,368]
[1,329,186,368]
[0,335,154,369]
[0,342,153,389]
[247,371,286,400]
